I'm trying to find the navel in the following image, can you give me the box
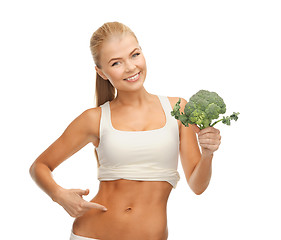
[125,207,132,212]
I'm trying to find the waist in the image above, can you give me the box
[72,180,171,239]
[94,179,172,207]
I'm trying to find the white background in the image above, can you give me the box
[1,0,280,239]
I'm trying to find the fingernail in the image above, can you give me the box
[103,208,108,211]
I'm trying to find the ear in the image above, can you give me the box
[95,66,108,80]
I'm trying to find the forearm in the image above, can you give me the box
[188,153,213,195]
[29,162,64,202]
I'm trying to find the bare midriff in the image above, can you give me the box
[72,179,173,240]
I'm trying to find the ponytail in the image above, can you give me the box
[95,72,115,107]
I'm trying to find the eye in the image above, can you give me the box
[111,61,119,67]
[111,53,140,67]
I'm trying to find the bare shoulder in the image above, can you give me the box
[167,96,187,110]
[82,106,102,141]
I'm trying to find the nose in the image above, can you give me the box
[125,60,136,73]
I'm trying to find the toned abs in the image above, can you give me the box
[72,180,172,240]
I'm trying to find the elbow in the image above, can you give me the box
[194,190,204,195]
[29,162,40,179]
[193,186,209,195]
[29,163,35,179]
[189,180,210,195]
[191,185,207,195]
[29,161,52,179]
[188,181,205,195]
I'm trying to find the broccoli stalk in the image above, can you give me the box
[171,90,239,129]
[210,112,240,127]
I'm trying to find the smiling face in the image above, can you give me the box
[95,34,147,91]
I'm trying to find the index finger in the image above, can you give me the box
[83,201,107,211]
[198,126,219,136]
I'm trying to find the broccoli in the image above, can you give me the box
[171,90,239,130]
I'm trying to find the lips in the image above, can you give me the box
[124,72,140,80]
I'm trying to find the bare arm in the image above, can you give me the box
[29,159,64,202]
[29,108,97,201]
[177,97,221,195]
[188,126,221,194]
[187,152,213,195]
[29,108,108,216]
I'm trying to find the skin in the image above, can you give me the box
[29,34,221,240]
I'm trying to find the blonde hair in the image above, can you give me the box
[90,21,139,107]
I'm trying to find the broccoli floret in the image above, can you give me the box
[170,90,239,129]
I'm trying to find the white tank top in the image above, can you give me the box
[95,95,180,189]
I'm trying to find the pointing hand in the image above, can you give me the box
[54,188,108,218]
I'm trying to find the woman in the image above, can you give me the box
[29,21,221,240]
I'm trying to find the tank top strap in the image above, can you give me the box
[99,101,111,137]
[157,95,173,125]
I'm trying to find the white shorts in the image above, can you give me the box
[70,230,100,240]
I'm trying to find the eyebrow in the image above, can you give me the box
[108,47,140,64]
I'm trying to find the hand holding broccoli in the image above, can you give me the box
[190,124,221,156]
[171,90,239,130]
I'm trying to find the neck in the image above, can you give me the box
[114,88,153,107]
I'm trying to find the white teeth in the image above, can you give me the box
[125,73,139,80]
